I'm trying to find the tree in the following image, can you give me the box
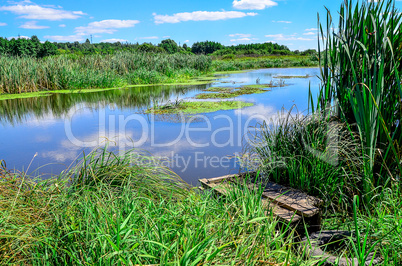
[159,39,179,54]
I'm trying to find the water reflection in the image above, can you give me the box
[0,68,320,185]
[0,85,204,125]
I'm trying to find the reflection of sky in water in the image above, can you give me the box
[0,68,320,185]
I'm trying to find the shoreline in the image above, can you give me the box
[0,66,319,101]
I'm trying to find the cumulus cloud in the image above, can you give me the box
[153,11,257,24]
[230,37,251,42]
[44,34,84,42]
[139,36,158,39]
[59,24,66,27]
[303,32,315,36]
[0,22,7,26]
[75,19,140,35]
[265,33,313,41]
[305,28,318,31]
[101,38,128,43]
[8,35,30,39]
[233,0,277,10]
[229,33,252,38]
[0,4,86,20]
[272,20,291,23]
[20,21,49,29]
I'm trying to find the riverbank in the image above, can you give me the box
[0,54,317,100]
[1,148,400,265]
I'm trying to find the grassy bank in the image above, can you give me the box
[1,148,401,265]
[0,148,304,265]
[0,53,317,98]
[212,55,318,72]
[0,52,212,95]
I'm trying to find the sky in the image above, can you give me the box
[0,0,401,50]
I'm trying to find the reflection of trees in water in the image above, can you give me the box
[0,85,206,125]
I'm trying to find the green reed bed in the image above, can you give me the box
[211,56,318,72]
[1,148,319,265]
[0,52,211,95]
[250,0,402,263]
[312,0,402,205]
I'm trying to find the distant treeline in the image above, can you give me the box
[0,36,317,58]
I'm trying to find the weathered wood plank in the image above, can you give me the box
[261,199,301,223]
[262,182,321,217]
[199,173,322,227]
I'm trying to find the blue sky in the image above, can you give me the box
[0,0,401,50]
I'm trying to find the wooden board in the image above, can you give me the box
[200,176,303,224]
[261,199,301,223]
[199,173,322,227]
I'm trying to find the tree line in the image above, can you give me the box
[0,36,316,58]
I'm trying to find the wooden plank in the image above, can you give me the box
[199,178,230,195]
[204,174,235,184]
[262,182,321,217]
[262,199,301,223]
[199,174,322,227]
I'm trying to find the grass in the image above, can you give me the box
[211,56,318,72]
[195,86,268,99]
[1,147,401,265]
[0,148,313,265]
[0,52,212,95]
[311,0,402,206]
[146,100,254,114]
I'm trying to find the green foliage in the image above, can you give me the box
[191,41,224,54]
[0,149,306,265]
[212,56,318,71]
[312,0,402,205]
[0,52,212,94]
[159,38,179,54]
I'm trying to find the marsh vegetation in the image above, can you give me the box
[1,0,402,265]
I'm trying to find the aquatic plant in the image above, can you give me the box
[0,52,212,95]
[311,0,402,205]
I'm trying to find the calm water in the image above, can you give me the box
[0,68,320,185]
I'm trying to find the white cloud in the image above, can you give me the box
[233,0,277,10]
[0,22,7,26]
[265,33,313,41]
[230,37,251,42]
[272,20,291,23]
[139,36,158,39]
[101,38,128,43]
[163,35,170,38]
[8,35,30,39]
[303,32,315,36]
[229,33,252,38]
[153,11,257,24]
[305,28,318,31]
[20,21,49,29]
[75,19,140,35]
[44,34,84,42]
[59,24,66,27]
[0,4,86,20]
[184,40,189,43]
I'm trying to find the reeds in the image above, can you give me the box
[0,147,310,265]
[313,0,402,204]
[251,107,363,212]
[0,52,212,94]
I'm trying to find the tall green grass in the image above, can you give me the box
[0,52,211,94]
[251,107,363,212]
[212,56,318,72]
[312,0,402,204]
[0,148,318,265]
